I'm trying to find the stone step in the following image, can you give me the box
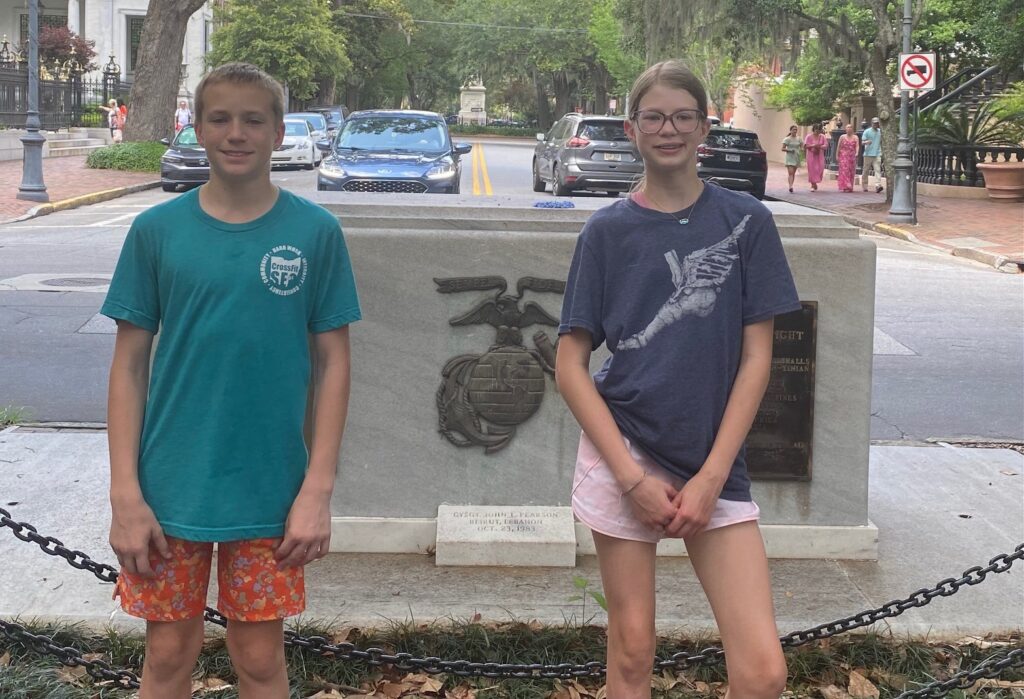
[47,143,108,157]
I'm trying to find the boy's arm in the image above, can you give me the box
[108,321,169,576]
[666,318,774,538]
[276,325,352,568]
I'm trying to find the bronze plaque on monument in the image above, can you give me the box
[747,301,817,480]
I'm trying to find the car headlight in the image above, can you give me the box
[426,158,457,179]
[319,160,346,177]
[161,154,184,164]
[299,139,311,149]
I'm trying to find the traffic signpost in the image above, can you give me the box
[899,53,936,92]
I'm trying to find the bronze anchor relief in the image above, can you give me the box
[435,276,566,453]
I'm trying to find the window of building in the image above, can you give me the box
[19,14,68,46]
[126,15,145,74]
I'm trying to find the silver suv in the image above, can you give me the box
[532,114,642,196]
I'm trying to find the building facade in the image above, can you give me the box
[0,0,213,96]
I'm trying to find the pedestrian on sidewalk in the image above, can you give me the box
[782,125,802,192]
[861,117,884,193]
[837,123,859,192]
[99,98,119,137]
[556,59,799,699]
[102,62,361,698]
[803,123,828,191]
[173,99,193,132]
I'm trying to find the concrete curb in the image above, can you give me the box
[8,180,160,224]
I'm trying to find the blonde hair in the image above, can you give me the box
[195,62,285,123]
[627,60,708,120]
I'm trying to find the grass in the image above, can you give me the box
[0,405,29,427]
[1,619,1021,698]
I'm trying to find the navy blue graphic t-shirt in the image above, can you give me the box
[558,183,801,501]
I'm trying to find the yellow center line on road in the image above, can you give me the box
[477,142,493,195]
[471,141,480,195]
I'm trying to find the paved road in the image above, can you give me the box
[0,144,1021,440]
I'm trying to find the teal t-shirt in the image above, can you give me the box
[862,127,882,157]
[101,187,361,542]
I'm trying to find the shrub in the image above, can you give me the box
[449,124,537,138]
[86,142,167,172]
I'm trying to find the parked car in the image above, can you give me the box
[285,111,329,144]
[316,110,472,194]
[159,124,208,192]
[696,125,768,199]
[272,119,321,170]
[308,105,347,136]
[532,113,642,196]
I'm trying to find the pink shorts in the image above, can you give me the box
[571,431,760,543]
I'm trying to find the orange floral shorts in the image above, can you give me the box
[115,537,305,622]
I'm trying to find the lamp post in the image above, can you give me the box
[17,0,48,202]
[887,0,914,222]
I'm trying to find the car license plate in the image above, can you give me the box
[603,152,622,162]
[726,154,741,162]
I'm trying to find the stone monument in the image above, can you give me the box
[310,195,878,564]
[458,76,486,125]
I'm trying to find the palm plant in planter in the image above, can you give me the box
[917,98,1024,198]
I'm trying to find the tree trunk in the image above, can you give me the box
[552,72,573,118]
[123,0,208,143]
[533,68,552,131]
[594,64,609,114]
[865,0,899,203]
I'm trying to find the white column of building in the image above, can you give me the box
[67,0,80,34]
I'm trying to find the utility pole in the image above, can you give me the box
[888,0,914,222]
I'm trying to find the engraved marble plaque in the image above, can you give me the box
[435,505,576,567]
[748,302,817,480]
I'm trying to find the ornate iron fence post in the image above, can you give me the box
[102,54,119,107]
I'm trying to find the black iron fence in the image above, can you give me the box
[916,144,1024,188]
[0,66,130,131]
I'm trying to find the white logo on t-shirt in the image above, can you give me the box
[260,245,307,296]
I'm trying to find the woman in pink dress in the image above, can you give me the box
[803,123,828,191]
[836,123,859,192]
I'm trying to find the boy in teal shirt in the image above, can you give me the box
[102,62,360,697]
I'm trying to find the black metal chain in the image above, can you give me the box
[2,506,1022,681]
[894,646,1024,698]
[0,617,140,689]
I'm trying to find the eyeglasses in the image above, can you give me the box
[632,109,705,134]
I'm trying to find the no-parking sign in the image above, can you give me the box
[899,53,936,91]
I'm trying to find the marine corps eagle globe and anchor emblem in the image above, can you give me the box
[435,275,566,454]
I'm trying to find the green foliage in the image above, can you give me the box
[449,125,537,137]
[917,102,1024,146]
[992,82,1024,124]
[0,405,29,426]
[207,0,350,102]
[569,575,608,618]
[588,0,644,96]
[767,42,863,126]
[85,142,167,172]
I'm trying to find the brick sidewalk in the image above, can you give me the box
[0,155,157,222]
[765,162,1023,267]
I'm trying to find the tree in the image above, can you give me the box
[768,42,864,125]
[207,0,350,108]
[37,26,97,74]
[122,0,208,142]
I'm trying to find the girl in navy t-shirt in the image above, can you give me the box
[556,60,800,699]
